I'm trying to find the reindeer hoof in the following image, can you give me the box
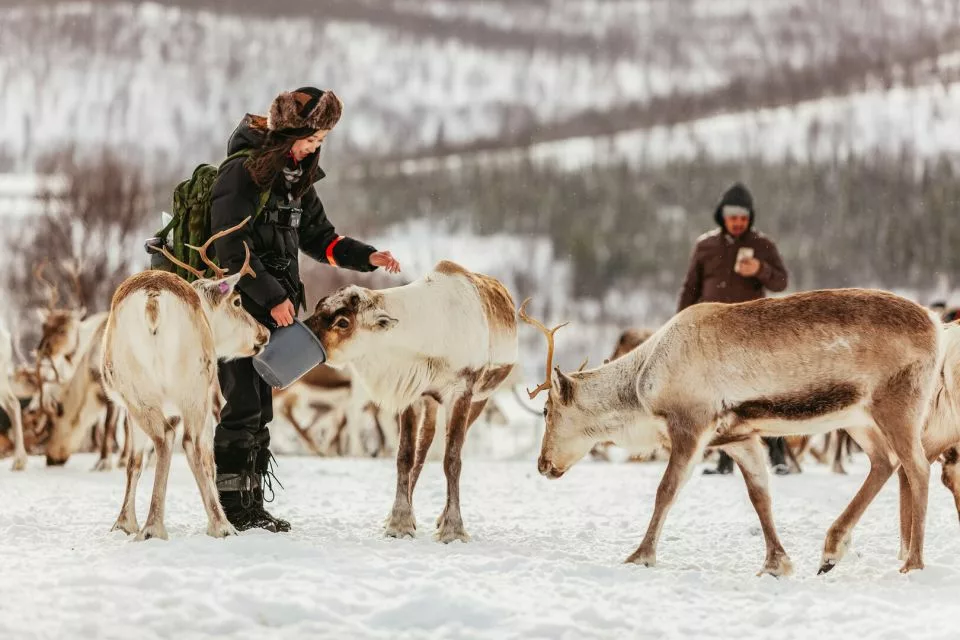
[625,551,656,567]
[758,553,794,577]
[435,516,470,543]
[111,518,139,536]
[208,522,237,538]
[899,560,924,573]
[91,456,114,472]
[135,525,169,541]
[11,456,27,472]
[817,560,837,575]
[384,512,417,539]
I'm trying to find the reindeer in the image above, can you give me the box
[102,218,269,540]
[303,260,518,542]
[897,320,960,550]
[34,259,128,470]
[521,289,943,576]
[43,315,128,470]
[0,323,28,471]
[273,364,355,456]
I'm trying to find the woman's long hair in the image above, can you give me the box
[242,115,322,199]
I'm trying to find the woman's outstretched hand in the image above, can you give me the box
[370,250,401,274]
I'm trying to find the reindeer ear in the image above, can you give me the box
[552,365,575,405]
[373,313,398,331]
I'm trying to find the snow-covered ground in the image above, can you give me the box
[2,452,959,639]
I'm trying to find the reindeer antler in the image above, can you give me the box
[62,257,84,309]
[149,244,207,280]
[185,216,253,280]
[577,358,589,372]
[518,297,569,399]
[34,260,59,311]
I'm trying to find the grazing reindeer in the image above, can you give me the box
[304,260,518,542]
[1,324,28,470]
[34,259,128,470]
[522,289,943,576]
[43,315,128,470]
[102,219,269,540]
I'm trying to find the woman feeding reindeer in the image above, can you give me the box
[208,87,401,532]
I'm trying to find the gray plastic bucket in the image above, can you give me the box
[252,319,327,389]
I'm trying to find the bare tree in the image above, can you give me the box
[3,145,154,347]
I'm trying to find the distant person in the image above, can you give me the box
[209,87,401,532]
[677,182,790,475]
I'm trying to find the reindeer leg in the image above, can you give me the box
[626,419,706,567]
[818,427,895,574]
[436,395,482,543]
[284,404,323,455]
[2,390,27,471]
[384,406,418,538]
[897,466,912,561]
[334,413,349,456]
[136,411,175,542]
[873,382,931,574]
[783,437,802,474]
[831,430,848,474]
[182,408,236,538]
[725,437,793,576]
[92,403,118,471]
[940,447,960,526]
[112,419,150,535]
[119,411,132,468]
[409,397,439,499]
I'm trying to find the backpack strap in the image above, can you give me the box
[218,149,270,220]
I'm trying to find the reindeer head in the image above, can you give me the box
[304,285,397,366]
[519,299,597,479]
[151,217,270,359]
[34,260,86,363]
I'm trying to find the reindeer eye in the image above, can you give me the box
[542,407,548,417]
[232,296,242,308]
[335,317,350,329]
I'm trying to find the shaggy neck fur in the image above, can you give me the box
[567,338,661,446]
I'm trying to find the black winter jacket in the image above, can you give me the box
[210,116,377,322]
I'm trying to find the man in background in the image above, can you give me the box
[677,182,790,475]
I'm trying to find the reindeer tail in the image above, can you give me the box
[144,291,161,336]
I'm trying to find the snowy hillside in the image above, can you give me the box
[2,0,957,172]
[385,79,960,173]
[2,453,959,639]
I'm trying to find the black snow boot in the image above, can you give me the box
[216,446,291,533]
[766,437,792,476]
[703,450,734,475]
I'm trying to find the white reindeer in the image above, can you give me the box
[303,260,518,542]
[1,323,28,471]
[102,219,269,540]
[521,289,943,576]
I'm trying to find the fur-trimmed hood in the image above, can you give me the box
[267,87,343,135]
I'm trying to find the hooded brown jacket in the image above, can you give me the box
[676,228,788,312]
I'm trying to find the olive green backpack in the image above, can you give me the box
[152,149,269,282]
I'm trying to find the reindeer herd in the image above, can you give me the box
[3,222,960,577]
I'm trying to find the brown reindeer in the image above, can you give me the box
[523,289,942,576]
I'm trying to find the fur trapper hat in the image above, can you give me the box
[267,87,343,137]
